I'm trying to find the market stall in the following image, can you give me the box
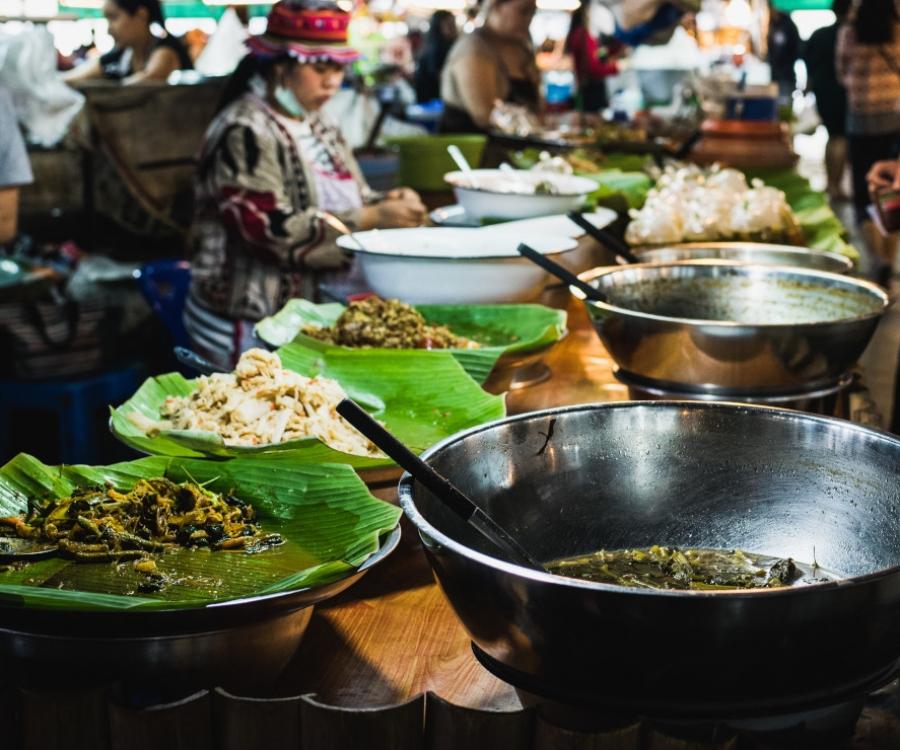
[1,1,899,747]
[0,289,895,748]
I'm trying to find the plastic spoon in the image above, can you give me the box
[335,398,546,572]
[447,144,472,174]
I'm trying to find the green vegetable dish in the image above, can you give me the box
[547,546,833,591]
[0,453,401,610]
[1,478,284,594]
[255,298,567,385]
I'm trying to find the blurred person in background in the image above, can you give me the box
[803,0,851,201]
[185,0,425,370]
[415,11,458,103]
[63,0,192,85]
[837,0,900,238]
[566,1,619,112]
[868,158,900,193]
[439,0,540,132]
[767,0,801,103]
[0,88,32,246]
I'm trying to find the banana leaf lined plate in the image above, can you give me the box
[0,453,401,612]
[109,343,506,464]
[255,300,568,385]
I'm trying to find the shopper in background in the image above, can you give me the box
[439,0,540,132]
[803,0,851,201]
[415,11,458,103]
[185,0,425,370]
[836,0,900,232]
[0,88,32,245]
[868,159,900,193]
[63,0,192,84]
[766,0,801,103]
[566,1,619,112]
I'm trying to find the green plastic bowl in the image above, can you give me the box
[385,134,487,192]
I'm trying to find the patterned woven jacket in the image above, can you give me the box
[836,22,900,136]
[188,93,375,321]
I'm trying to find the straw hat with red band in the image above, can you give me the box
[246,0,360,64]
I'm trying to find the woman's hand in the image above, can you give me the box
[867,160,900,194]
[362,192,427,229]
[385,187,423,204]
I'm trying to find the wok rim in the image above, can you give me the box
[398,401,900,600]
[574,261,892,329]
[632,242,854,273]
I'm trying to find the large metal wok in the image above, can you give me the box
[398,403,900,716]
[0,525,400,689]
[576,261,890,393]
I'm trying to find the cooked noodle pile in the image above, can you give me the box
[133,349,379,456]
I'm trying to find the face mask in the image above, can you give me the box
[274,85,306,118]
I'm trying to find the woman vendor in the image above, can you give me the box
[184,0,426,369]
[439,0,541,133]
[63,0,192,85]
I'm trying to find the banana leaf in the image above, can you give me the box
[109,346,505,464]
[743,168,859,261]
[0,453,401,611]
[255,300,567,384]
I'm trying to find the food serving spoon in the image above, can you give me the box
[173,346,227,376]
[516,243,608,303]
[336,399,546,572]
[566,211,642,265]
[447,144,473,174]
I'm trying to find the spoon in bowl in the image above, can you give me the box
[315,209,369,253]
[336,398,545,572]
[447,144,473,174]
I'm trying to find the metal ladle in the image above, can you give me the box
[315,209,368,253]
[173,347,227,376]
[335,398,545,571]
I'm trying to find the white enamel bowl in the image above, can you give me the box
[338,228,578,305]
[443,169,598,221]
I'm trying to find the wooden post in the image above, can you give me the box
[300,694,424,750]
[213,688,302,750]
[0,687,22,750]
[20,686,110,750]
[532,714,642,750]
[643,729,738,750]
[424,691,534,750]
[108,690,212,750]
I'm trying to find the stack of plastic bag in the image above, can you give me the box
[0,25,84,147]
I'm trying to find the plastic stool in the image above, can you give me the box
[0,362,146,465]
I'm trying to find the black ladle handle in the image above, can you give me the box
[173,346,227,376]
[335,399,545,571]
[517,243,606,303]
[566,212,641,265]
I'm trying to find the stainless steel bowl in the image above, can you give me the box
[633,242,853,274]
[576,261,890,393]
[398,403,900,715]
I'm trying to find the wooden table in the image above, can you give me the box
[4,292,895,750]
